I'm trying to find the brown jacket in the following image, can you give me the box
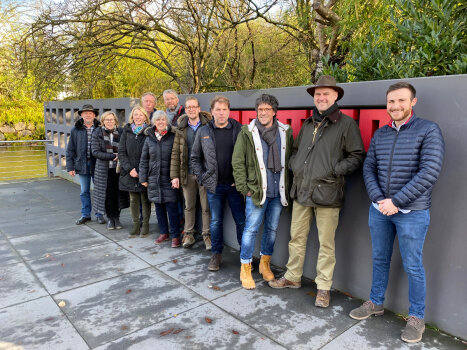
[170,111,212,186]
[289,108,364,207]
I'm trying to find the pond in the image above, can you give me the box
[0,144,48,181]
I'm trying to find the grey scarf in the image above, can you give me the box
[255,118,281,173]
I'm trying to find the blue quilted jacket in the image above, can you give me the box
[363,114,444,210]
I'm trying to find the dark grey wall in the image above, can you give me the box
[45,75,467,339]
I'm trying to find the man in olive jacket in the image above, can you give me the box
[171,96,212,250]
[269,76,364,309]
[232,94,294,290]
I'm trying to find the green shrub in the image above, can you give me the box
[0,98,44,140]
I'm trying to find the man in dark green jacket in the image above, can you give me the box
[269,76,364,309]
[233,94,294,290]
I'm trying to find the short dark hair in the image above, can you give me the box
[386,82,416,99]
[210,95,230,110]
[255,94,279,113]
[185,96,199,107]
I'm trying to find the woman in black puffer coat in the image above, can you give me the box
[118,105,151,238]
[139,110,181,248]
[91,111,129,230]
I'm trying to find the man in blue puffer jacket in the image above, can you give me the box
[349,82,445,344]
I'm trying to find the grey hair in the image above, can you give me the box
[255,94,279,113]
[151,110,169,124]
[141,92,157,103]
[163,89,179,99]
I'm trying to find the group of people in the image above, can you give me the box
[66,77,444,344]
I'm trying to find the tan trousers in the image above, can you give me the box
[182,174,210,235]
[284,201,340,290]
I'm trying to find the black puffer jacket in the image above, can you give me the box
[139,126,180,203]
[118,123,147,192]
[364,115,445,210]
[66,118,100,174]
[91,126,129,214]
[191,118,242,193]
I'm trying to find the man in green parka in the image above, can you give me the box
[232,94,294,289]
[269,76,364,308]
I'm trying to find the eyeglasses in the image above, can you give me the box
[104,119,116,122]
[258,107,273,113]
[186,106,200,110]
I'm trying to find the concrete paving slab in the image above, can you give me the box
[321,314,466,350]
[0,296,89,350]
[0,237,21,266]
[157,246,251,301]
[0,201,58,219]
[213,278,362,350]
[10,225,110,261]
[0,262,48,309]
[118,236,195,265]
[53,268,207,348]
[28,242,151,294]
[0,211,76,238]
[94,302,286,350]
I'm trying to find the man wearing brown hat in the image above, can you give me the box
[66,104,105,225]
[269,75,364,308]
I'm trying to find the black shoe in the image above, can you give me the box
[76,216,91,225]
[97,216,106,224]
[107,218,116,230]
[114,218,123,230]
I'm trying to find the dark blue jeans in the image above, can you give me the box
[154,201,181,239]
[369,205,430,319]
[206,183,246,254]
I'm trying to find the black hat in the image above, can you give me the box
[306,75,344,101]
[78,104,99,116]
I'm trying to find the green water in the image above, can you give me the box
[0,145,48,181]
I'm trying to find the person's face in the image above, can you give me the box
[386,88,417,126]
[132,109,146,126]
[256,103,275,128]
[313,87,338,113]
[103,115,117,130]
[164,93,179,111]
[81,111,96,125]
[212,102,230,128]
[154,117,168,132]
[142,95,156,114]
[185,100,200,120]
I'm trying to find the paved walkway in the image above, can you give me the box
[0,178,465,350]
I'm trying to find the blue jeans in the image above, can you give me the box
[240,196,283,264]
[79,173,92,217]
[206,183,246,254]
[154,201,181,238]
[369,205,430,318]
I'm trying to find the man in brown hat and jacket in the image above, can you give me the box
[269,75,364,308]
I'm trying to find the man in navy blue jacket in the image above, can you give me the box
[349,82,445,344]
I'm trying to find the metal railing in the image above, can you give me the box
[0,140,53,182]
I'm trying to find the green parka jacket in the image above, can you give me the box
[289,108,364,208]
[170,111,212,186]
[232,119,294,207]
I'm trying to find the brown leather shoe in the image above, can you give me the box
[315,289,331,308]
[208,253,222,271]
[155,233,169,244]
[268,276,301,289]
[171,237,181,248]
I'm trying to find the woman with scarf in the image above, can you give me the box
[118,106,151,238]
[139,110,181,248]
[91,111,129,230]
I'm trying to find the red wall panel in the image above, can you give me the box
[359,109,391,151]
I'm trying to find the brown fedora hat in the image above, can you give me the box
[306,75,344,101]
[78,104,99,116]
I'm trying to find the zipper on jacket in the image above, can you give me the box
[312,121,324,144]
[385,130,400,197]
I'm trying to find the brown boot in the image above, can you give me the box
[208,253,222,271]
[259,255,275,281]
[240,263,256,289]
[315,289,331,308]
